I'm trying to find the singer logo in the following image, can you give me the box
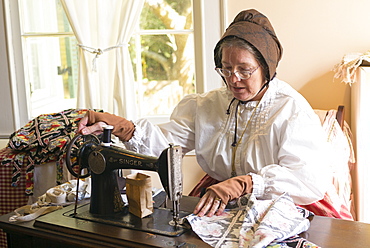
[119,159,143,166]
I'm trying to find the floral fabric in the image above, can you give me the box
[186,193,320,248]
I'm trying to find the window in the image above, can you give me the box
[2,0,223,133]
[19,0,77,118]
[130,0,195,118]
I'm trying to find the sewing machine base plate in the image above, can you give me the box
[60,203,190,237]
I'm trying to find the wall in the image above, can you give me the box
[227,0,370,124]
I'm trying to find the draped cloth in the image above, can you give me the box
[186,193,319,248]
[333,51,370,85]
[2,109,102,194]
[61,0,145,119]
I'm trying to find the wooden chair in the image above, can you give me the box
[336,105,345,129]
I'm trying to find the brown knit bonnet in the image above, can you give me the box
[214,9,283,81]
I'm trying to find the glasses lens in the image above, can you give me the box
[238,71,250,79]
[216,68,253,79]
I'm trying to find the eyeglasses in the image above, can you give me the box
[215,66,259,80]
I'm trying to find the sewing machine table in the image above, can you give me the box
[0,196,370,247]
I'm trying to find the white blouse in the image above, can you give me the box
[125,78,333,205]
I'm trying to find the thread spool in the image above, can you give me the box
[102,125,113,146]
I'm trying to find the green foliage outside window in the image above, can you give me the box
[129,0,195,116]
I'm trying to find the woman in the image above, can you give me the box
[78,9,345,219]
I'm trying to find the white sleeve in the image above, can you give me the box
[253,111,333,205]
[125,94,197,157]
[124,118,171,157]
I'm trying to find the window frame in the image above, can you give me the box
[1,0,226,136]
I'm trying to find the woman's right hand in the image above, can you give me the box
[77,114,107,135]
[193,190,227,217]
[77,110,135,141]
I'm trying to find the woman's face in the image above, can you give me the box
[221,46,267,101]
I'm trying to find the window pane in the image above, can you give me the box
[18,0,77,118]
[140,0,193,30]
[131,0,195,117]
[132,33,195,116]
[24,36,78,117]
[19,0,72,33]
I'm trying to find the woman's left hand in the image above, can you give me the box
[193,190,227,217]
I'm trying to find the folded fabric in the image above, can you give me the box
[9,179,91,223]
[186,193,320,248]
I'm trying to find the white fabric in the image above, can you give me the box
[125,78,333,205]
[29,161,72,204]
[61,0,144,118]
[9,205,63,223]
[333,51,370,85]
[9,179,90,222]
[186,193,317,248]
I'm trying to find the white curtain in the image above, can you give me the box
[61,0,144,119]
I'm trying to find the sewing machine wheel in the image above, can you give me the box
[66,134,100,178]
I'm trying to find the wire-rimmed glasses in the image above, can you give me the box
[215,66,259,80]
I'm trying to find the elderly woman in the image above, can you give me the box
[78,9,351,219]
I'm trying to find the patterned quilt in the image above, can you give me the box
[1,108,102,195]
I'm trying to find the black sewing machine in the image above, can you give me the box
[63,126,188,236]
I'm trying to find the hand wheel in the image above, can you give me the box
[65,134,100,178]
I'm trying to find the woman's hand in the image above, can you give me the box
[193,175,253,217]
[77,110,135,141]
[77,114,107,135]
[193,190,227,217]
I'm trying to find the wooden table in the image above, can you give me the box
[0,197,369,248]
